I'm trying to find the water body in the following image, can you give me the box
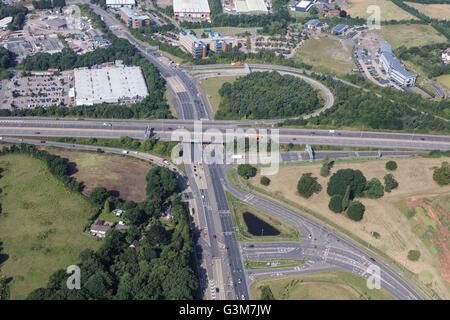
[243,212,280,236]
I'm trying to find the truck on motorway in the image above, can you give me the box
[162,159,169,165]
[122,150,128,154]
[231,154,243,159]
[231,62,243,66]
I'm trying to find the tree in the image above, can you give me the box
[385,161,398,171]
[342,185,350,210]
[327,169,367,198]
[384,174,399,192]
[365,178,384,199]
[103,199,110,214]
[433,161,450,186]
[146,167,179,200]
[260,286,275,300]
[407,250,421,261]
[320,155,333,177]
[260,176,270,186]
[347,201,365,221]
[237,164,256,179]
[146,225,170,245]
[297,173,320,198]
[328,194,343,213]
[88,187,108,205]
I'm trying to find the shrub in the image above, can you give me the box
[347,201,365,221]
[365,178,384,199]
[433,161,450,186]
[260,176,271,186]
[237,164,256,179]
[408,250,421,261]
[385,161,397,171]
[371,231,380,239]
[328,194,343,213]
[384,173,399,192]
[297,173,320,198]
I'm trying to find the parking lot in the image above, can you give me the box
[0,72,73,110]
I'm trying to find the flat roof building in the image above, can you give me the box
[119,7,151,29]
[290,0,313,12]
[45,18,67,30]
[305,19,321,29]
[74,63,148,106]
[179,30,241,58]
[106,0,136,8]
[234,0,268,14]
[173,0,211,20]
[331,24,348,35]
[379,42,416,87]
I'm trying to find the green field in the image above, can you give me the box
[250,271,396,300]
[200,76,237,115]
[0,154,101,299]
[294,36,354,75]
[226,192,301,242]
[379,24,447,49]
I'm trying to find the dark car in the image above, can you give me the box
[369,257,376,262]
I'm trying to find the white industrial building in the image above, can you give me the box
[234,0,268,14]
[74,63,148,106]
[379,42,416,87]
[290,0,314,12]
[105,0,136,8]
[173,0,211,19]
[0,16,12,30]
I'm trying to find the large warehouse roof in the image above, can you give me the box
[173,0,210,13]
[74,65,148,106]
[235,0,268,13]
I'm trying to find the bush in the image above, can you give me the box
[433,161,450,186]
[384,173,399,192]
[347,201,365,221]
[260,176,271,186]
[88,187,109,205]
[297,173,320,198]
[365,178,384,199]
[237,164,256,179]
[408,250,421,261]
[327,169,367,198]
[260,286,275,300]
[328,194,343,213]
[371,231,380,239]
[385,161,397,171]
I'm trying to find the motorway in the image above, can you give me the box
[1,118,450,150]
[9,2,444,300]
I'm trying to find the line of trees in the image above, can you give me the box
[279,74,450,133]
[215,71,320,120]
[32,0,66,10]
[396,43,450,78]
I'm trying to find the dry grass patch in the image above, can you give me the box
[248,156,450,299]
[343,0,419,21]
[404,2,450,20]
[40,147,153,202]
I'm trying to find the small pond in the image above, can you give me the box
[243,212,280,236]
